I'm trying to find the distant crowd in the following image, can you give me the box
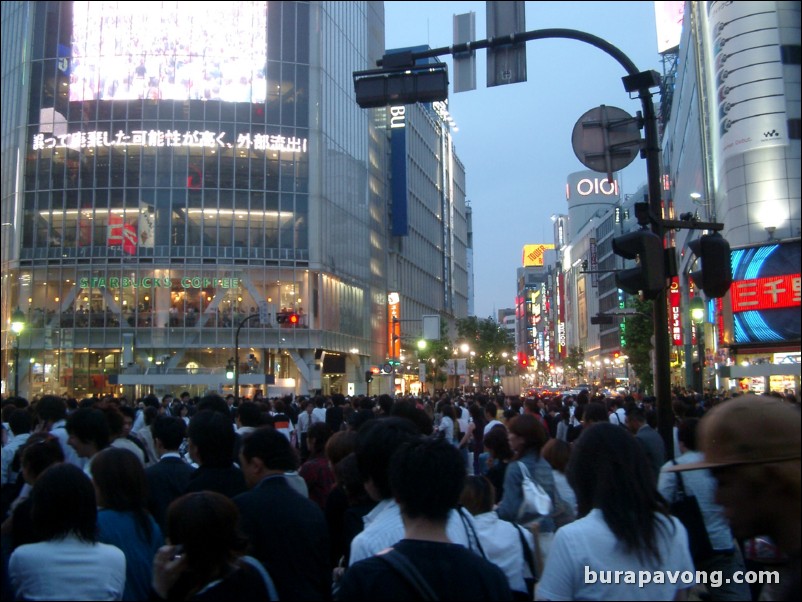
[1,386,799,601]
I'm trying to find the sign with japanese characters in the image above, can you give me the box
[730,241,801,344]
[33,129,307,153]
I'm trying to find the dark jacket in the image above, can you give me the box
[145,455,196,528]
[234,475,331,601]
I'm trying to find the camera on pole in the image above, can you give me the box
[612,227,666,299]
[688,232,732,298]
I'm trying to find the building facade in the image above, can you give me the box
[1,1,470,400]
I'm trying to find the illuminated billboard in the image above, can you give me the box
[70,1,268,103]
[730,241,801,345]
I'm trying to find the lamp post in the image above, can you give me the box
[234,313,260,402]
[11,308,26,397]
[690,297,705,394]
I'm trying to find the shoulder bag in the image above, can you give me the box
[669,460,715,564]
[517,462,552,521]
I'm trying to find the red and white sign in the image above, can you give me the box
[731,274,801,312]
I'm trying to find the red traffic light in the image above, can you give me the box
[288,313,299,325]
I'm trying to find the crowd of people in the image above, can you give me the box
[0,386,799,601]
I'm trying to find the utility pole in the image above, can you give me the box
[354,27,674,457]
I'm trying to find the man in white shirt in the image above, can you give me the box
[348,417,483,565]
[1,410,31,485]
[483,401,503,435]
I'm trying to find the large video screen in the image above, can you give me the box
[70,1,268,103]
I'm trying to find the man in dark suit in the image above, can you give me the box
[235,427,331,601]
[626,404,666,484]
[144,416,195,529]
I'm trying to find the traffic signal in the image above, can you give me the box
[612,228,666,299]
[365,371,373,383]
[288,312,299,325]
[278,312,300,325]
[517,352,529,367]
[688,232,732,298]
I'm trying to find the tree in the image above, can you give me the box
[563,346,585,385]
[622,298,654,394]
[455,316,515,389]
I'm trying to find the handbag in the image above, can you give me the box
[517,462,552,521]
[669,460,715,564]
[515,524,538,599]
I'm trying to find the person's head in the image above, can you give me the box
[236,401,262,428]
[8,408,33,436]
[468,402,484,425]
[92,447,148,510]
[483,424,513,461]
[152,415,187,453]
[31,463,98,543]
[676,417,700,452]
[196,393,230,417]
[100,403,126,440]
[542,438,572,473]
[583,401,608,426]
[165,492,248,578]
[625,404,646,433]
[568,423,669,563]
[507,413,548,458]
[666,396,801,548]
[34,395,67,427]
[66,407,111,457]
[187,410,236,467]
[390,436,465,523]
[459,475,496,516]
[355,417,421,501]
[239,426,299,488]
[307,422,333,456]
[324,429,356,467]
[143,405,159,427]
[20,433,64,485]
[118,405,136,436]
[333,452,369,504]
[484,401,498,421]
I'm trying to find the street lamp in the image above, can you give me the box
[690,297,705,393]
[11,308,26,397]
[234,312,260,402]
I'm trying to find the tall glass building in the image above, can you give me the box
[1,1,469,399]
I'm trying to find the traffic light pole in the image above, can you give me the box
[234,313,260,402]
[367,28,675,458]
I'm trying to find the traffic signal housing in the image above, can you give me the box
[688,232,732,298]
[365,371,374,383]
[612,228,666,299]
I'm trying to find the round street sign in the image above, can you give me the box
[572,105,642,174]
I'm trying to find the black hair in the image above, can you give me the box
[187,410,236,467]
[583,401,609,424]
[483,424,513,461]
[196,393,230,417]
[9,409,33,435]
[31,463,97,543]
[567,423,672,564]
[389,400,434,436]
[239,426,298,471]
[236,401,262,428]
[34,395,67,424]
[307,421,333,456]
[66,407,111,450]
[92,447,154,544]
[677,418,700,451]
[152,415,187,450]
[18,433,64,479]
[355,417,421,500]
[390,437,465,522]
[165,492,248,585]
[484,401,498,419]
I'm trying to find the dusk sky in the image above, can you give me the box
[384,1,663,318]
